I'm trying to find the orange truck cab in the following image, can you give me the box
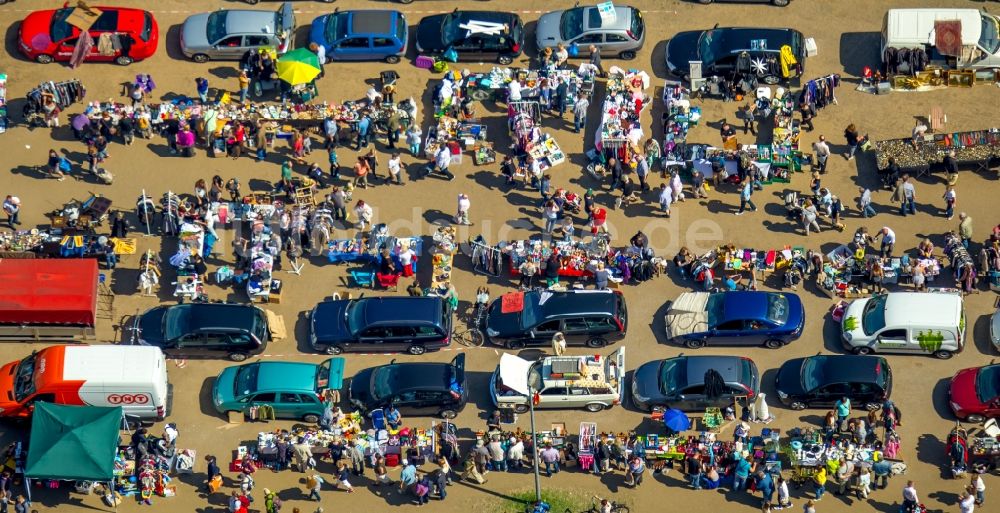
[0,345,171,420]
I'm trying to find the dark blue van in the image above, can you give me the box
[310,9,407,63]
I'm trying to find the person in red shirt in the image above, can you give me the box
[589,205,608,237]
[232,123,247,160]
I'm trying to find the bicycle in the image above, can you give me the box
[453,287,489,347]
[566,496,630,513]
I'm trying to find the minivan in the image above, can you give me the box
[310,9,407,63]
[213,358,344,423]
[485,290,628,349]
[309,296,453,355]
[841,292,965,359]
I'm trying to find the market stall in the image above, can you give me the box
[596,68,650,163]
[428,227,458,294]
[875,129,1000,176]
[660,80,701,164]
[505,239,603,279]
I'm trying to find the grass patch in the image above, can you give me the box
[487,488,592,513]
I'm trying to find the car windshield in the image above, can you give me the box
[559,8,585,40]
[801,356,827,392]
[206,11,228,44]
[706,293,725,328]
[520,293,543,329]
[163,307,190,340]
[346,301,365,335]
[50,8,74,41]
[441,13,464,46]
[658,359,686,395]
[766,294,790,325]
[976,365,1000,403]
[371,366,398,401]
[13,353,37,403]
[233,363,259,398]
[980,15,1000,54]
[861,295,887,335]
[326,12,348,42]
[697,29,720,65]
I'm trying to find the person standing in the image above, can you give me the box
[813,136,831,174]
[802,500,816,513]
[336,462,355,493]
[432,145,455,180]
[902,481,919,513]
[635,153,650,192]
[406,125,422,157]
[195,77,210,104]
[348,440,365,476]
[959,213,973,249]
[387,152,402,185]
[899,175,916,216]
[353,200,373,231]
[589,45,604,77]
[878,227,896,258]
[971,473,986,505]
[812,466,827,501]
[872,458,891,490]
[306,474,324,501]
[720,121,737,147]
[835,396,851,432]
[943,186,957,220]
[735,178,757,215]
[434,464,449,501]
[741,103,757,136]
[353,156,370,189]
[844,124,861,160]
[799,99,816,131]
[572,94,589,134]
[238,71,250,104]
[777,476,792,509]
[542,200,560,235]
[626,455,646,487]
[355,115,371,150]
[540,444,560,476]
[544,253,561,288]
[686,453,703,490]
[386,110,403,149]
[551,332,566,356]
[3,196,21,227]
[456,194,471,225]
[518,260,537,289]
[399,459,417,493]
[658,183,673,218]
[801,200,821,235]
[732,455,752,492]
[960,490,976,513]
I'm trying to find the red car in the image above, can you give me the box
[18,5,158,65]
[949,364,1000,423]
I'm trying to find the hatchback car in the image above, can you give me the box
[213,358,344,423]
[310,9,407,63]
[665,26,806,84]
[134,303,269,361]
[349,354,467,419]
[181,2,294,63]
[18,5,158,65]
[415,10,525,65]
[664,291,804,349]
[485,290,628,349]
[535,5,645,60]
[949,364,1000,423]
[775,355,892,411]
[309,296,453,355]
[631,355,759,412]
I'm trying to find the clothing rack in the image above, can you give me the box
[798,74,840,109]
[26,79,85,111]
[469,237,503,276]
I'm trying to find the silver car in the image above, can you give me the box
[491,348,625,413]
[181,2,295,63]
[535,5,645,60]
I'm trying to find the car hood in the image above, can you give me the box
[485,301,522,338]
[349,367,375,408]
[535,11,562,48]
[312,301,353,343]
[665,30,702,73]
[842,299,870,341]
[775,358,808,396]
[20,11,56,51]
[0,362,23,414]
[181,13,211,51]
[138,307,168,346]
[632,360,668,402]
[309,14,330,50]
[950,367,986,413]
[416,14,448,53]
[214,366,239,408]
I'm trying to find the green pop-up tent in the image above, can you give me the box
[25,403,122,500]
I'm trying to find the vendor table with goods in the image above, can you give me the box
[661,80,702,163]
[596,68,651,163]
[424,115,486,162]
[464,66,597,103]
[756,85,808,171]
[687,144,783,184]
[506,239,604,279]
[875,129,1000,176]
[428,227,458,294]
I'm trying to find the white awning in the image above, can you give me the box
[499,353,534,395]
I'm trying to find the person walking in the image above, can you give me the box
[813,136,831,174]
[777,476,792,509]
[354,200,373,231]
[364,146,381,183]
[902,481,919,513]
[943,186,956,220]
[306,474,324,501]
[353,156,370,189]
[858,187,876,218]
[835,396,851,432]
[542,200,560,235]
[387,152,402,185]
[659,183,673,218]
[432,145,455,180]
[336,462,355,493]
[434,464,449,500]
[733,455,752,492]
[960,490,976,513]
[844,123,861,160]
[348,440,365,476]
[589,45,605,77]
[959,213,973,249]
[551,332,566,356]
[856,467,872,499]
[735,178,757,215]
[801,200,821,235]
[899,175,916,216]
[355,115,371,150]
[570,94,590,134]
[741,103,757,136]
[3,196,21,227]
[238,71,250,104]
[971,473,985,505]
[372,455,394,486]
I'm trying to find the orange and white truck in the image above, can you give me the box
[0,345,171,420]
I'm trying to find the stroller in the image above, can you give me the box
[784,191,805,219]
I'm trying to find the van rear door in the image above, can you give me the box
[316,357,345,396]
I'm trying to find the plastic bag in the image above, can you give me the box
[442,47,459,63]
[432,59,449,73]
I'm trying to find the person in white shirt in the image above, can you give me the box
[776,476,791,509]
[879,226,896,258]
[387,152,402,185]
[971,474,985,504]
[857,187,876,218]
[658,183,673,218]
[398,246,415,277]
[508,79,522,102]
[429,145,454,180]
[455,194,471,225]
[365,86,382,106]
[959,491,976,513]
[812,135,831,173]
[902,481,919,512]
[354,200,373,230]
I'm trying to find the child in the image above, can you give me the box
[406,125,422,157]
[943,185,956,220]
[328,146,340,180]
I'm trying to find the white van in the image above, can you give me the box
[882,9,1000,71]
[0,345,172,420]
[841,292,965,359]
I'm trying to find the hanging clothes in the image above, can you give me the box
[97,33,116,56]
[779,45,798,78]
[70,31,94,69]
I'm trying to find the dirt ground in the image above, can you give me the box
[1,0,999,512]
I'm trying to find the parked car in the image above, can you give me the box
[949,364,1000,423]
[631,355,759,412]
[213,358,344,423]
[180,2,294,62]
[695,0,791,6]
[349,354,466,419]
[535,5,645,60]
[841,292,966,359]
[134,303,270,361]
[485,290,627,349]
[309,296,453,355]
[415,10,524,65]
[665,26,806,84]
[664,291,804,349]
[775,355,892,411]
[18,5,158,65]
[492,348,625,413]
[991,308,1000,353]
[310,9,407,63]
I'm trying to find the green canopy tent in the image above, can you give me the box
[24,403,123,503]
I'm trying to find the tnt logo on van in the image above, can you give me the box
[107,394,149,405]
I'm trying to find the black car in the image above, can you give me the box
[135,303,269,361]
[415,10,525,65]
[485,290,628,349]
[349,354,467,419]
[695,0,791,6]
[631,355,759,412]
[665,26,805,84]
[309,296,453,355]
[775,355,892,411]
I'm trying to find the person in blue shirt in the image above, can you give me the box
[733,455,752,492]
[356,116,372,150]
[532,501,551,513]
[195,77,209,104]
[385,405,402,431]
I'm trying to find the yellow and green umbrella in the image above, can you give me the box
[276,48,321,85]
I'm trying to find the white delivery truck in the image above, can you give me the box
[882,9,1000,71]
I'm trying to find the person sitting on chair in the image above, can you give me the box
[385,405,402,431]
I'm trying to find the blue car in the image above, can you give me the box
[663,291,804,349]
[310,9,407,63]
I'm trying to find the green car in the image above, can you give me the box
[213,358,344,422]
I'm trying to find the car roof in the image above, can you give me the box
[882,292,962,328]
[377,362,452,392]
[348,10,397,35]
[582,5,634,32]
[530,290,618,317]
[224,10,278,36]
[444,10,520,27]
[175,303,259,330]
[705,27,800,54]
[720,291,773,322]
[255,361,317,393]
[361,296,443,326]
[814,355,886,385]
[681,355,749,385]
[885,9,982,47]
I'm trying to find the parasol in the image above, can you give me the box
[276,48,321,86]
[662,408,691,433]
